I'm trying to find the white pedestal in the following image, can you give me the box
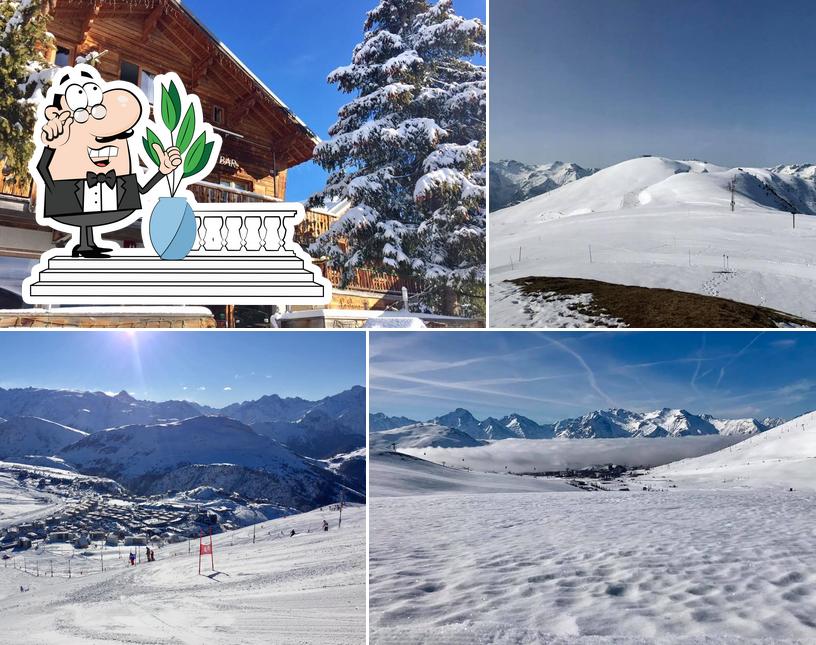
[26,251,329,304]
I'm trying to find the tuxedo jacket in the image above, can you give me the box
[36,147,163,218]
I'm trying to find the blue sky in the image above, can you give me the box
[490,0,816,169]
[370,331,816,422]
[0,331,365,407]
[185,0,486,201]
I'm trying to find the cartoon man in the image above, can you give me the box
[34,66,181,257]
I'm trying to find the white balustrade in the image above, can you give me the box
[188,205,301,256]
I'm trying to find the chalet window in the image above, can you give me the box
[140,70,156,104]
[219,178,252,202]
[119,60,139,85]
[213,105,224,125]
[54,46,72,67]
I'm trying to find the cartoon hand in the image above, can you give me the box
[41,111,73,147]
[155,144,183,176]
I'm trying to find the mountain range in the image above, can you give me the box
[489,159,598,211]
[0,386,366,508]
[370,407,784,447]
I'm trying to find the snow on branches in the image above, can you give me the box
[0,0,53,185]
[309,0,486,316]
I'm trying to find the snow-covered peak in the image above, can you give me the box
[490,159,598,211]
[370,423,483,452]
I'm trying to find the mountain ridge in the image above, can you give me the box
[371,406,783,443]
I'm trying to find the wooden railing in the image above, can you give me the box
[0,158,33,199]
[189,181,279,204]
[319,264,422,294]
[296,209,338,248]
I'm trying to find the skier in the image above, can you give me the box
[289,529,296,538]
[129,551,136,566]
[322,520,329,532]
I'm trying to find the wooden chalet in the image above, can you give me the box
[0,0,424,322]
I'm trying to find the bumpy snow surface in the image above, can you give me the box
[0,506,365,644]
[490,157,816,323]
[370,490,816,644]
[369,414,816,643]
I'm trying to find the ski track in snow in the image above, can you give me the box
[0,506,365,644]
[369,491,816,644]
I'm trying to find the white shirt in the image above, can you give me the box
[83,178,118,213]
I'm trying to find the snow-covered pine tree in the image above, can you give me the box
[0,0,54,190]
[309,0,486,316]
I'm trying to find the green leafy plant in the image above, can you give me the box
[142,78,215,196]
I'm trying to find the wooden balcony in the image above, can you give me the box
[189,181,280,205]
[318,263,422,295]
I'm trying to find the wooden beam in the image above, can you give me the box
[141,3,163,41]
[80,2,100,43]
[190,47,217,89]
[232,91,261,122]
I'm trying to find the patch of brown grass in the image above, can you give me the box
[510,277,815,328]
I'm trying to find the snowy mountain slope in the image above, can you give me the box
[489,159,598,211]
[0,416,88,460]
[433,408,488,440]
[60,416,304,480]
[370,422,483,452]
[58,416,352,507]
[481,413,554,440]
[553,408,769,439]
[0,506,365,645]
[369,412,419,432]
[252,407,364,460]
[494,157,727,218]
[490,156,816,322]
[321,448,367,494]
[142,462,363,509]
[221,387,365,431]
[0,388,204,432]
[370,452,576,497]
[650,409,816,490]
[0,386,365,436]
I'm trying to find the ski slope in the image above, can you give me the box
[370,452,576,497]
[649,410,816,491]
[0,506,365,644]
[491,157,816,323]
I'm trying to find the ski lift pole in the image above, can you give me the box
[338,490,344,529]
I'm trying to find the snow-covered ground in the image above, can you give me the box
[369,412,816,643]
[490,280,624,327]
[490,157,816,323]
[370,490,816,644]
[0,465,64,529]
[0,505,365,644]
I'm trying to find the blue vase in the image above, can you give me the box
[148,196,197,260]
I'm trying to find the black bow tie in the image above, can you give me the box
[86,170,117,189]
